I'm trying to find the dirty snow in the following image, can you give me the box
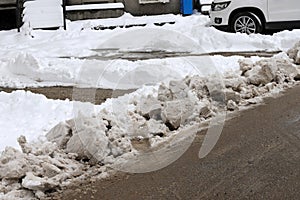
[1,45,300,199]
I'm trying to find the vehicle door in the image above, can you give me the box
[268,0,300,21]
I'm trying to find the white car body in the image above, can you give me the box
[210,0,300,32]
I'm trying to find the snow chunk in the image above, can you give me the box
[0,189,35,200]
[46,122,72,149]
[137,96,162,120]
[0,147,29,179]
[242,56,299,85]
[161,99,195,130]
[22,172,58,191]
[168,80,189,100]
[245,59,278,85]
[287,41,300,64]
[65,116,110,162]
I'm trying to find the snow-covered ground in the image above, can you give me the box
[0,12,300,199]
[0,13,300,88]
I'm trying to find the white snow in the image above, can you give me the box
[66,3,124,11]
[0,91,99,151]
[23,0,64,29]
[0,14,299,89]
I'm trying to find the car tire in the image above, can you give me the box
[230,12,263,34]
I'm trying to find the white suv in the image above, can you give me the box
[210,0,300,34]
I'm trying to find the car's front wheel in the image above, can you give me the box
[230,12,263,34]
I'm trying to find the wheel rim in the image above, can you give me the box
[234,16,257,34]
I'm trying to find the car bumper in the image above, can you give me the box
[210,9,230,26]
[211,25,229,31]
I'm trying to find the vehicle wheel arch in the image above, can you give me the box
[229,7,266,28]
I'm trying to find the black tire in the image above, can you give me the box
[230,12,263,34]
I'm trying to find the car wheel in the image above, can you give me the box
[230,12,263,34]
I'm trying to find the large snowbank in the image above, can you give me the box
[0,14,300,88]
[0,51,244,89]
[1,44,299,199]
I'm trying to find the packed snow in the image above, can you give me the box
[0,13,300,88]
[0,91,73,151]
[0,12,300,200]
[23,0,64,29]
[0,90,104,151]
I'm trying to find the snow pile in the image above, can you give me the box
[0,14,300,88]
[0,138,110,199]
[0,90,76,151]
[48,77,220,170]
[241,56,300,86]
[0,78,220,199]
[1,48,300,199]
[224,53,300,108]
[2,52,78,87]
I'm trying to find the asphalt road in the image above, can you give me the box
[51,84,300,200]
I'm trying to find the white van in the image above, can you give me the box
[210,0,300,34]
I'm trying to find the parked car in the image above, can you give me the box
[210,0,300,34]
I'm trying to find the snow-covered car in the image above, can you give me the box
[210,0,300,34]
[195,0,212,15]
